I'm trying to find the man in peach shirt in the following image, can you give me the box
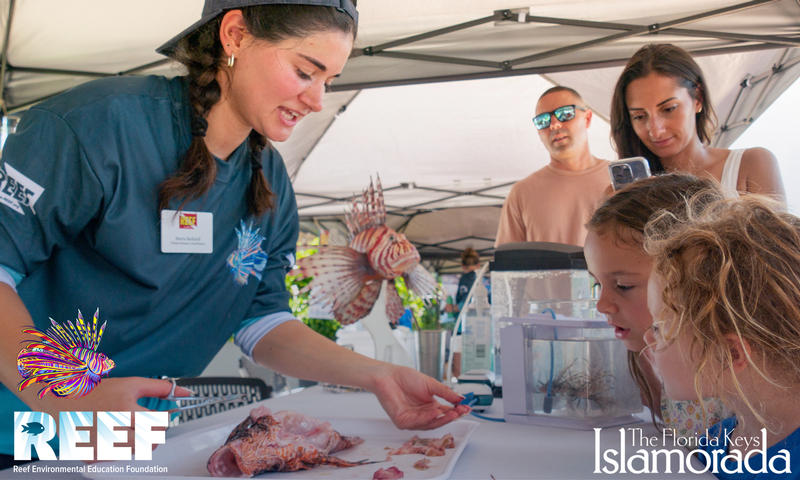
[496,87,612,247]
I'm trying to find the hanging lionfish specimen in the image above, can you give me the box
[296,177,438,325]
[17,309,115,398]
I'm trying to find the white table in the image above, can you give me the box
[0,386,714,479]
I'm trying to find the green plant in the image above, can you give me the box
[395,276,449,331]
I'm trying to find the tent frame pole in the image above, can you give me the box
[367,14,502,54]
[339,0,791,92]
[742,49,791,123]
[508,0,780,67]
[334,44,793,93]
[716,50,800,145]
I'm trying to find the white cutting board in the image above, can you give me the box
[82,416,479,480]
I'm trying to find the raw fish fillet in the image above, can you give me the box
[373,466,405,479]
[413,458,431,470]
[387,433,455,457]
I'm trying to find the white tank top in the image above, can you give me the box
[719,149,745,198]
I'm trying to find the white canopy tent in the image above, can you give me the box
[1,0,799,271]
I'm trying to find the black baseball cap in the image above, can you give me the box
[156,0,358,56]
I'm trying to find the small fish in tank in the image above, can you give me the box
[537,359,616,412]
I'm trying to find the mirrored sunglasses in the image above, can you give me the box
[532,105,586,130]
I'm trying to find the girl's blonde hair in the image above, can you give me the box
[586,173,724,422]
[644,194,800,428]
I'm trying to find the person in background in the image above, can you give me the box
[644,194,800,476]
[611,43,785,202]
[496,86,612,247]
[444,247,482,378]
[584,173,731,439]
[454,247,481,313]
[0,0,468,468]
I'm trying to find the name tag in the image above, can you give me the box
[160,210,213,254]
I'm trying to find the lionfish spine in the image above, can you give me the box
[344,177,386,238]
[96,322,107,351]
[371,177,385,223]
[47,320,75,348]
[76,310,89,341]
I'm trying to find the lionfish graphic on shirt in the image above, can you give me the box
[296,177,439,325]
[17,309,115,399]
[227,220,268,286]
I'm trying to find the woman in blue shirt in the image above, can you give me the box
[0,0,468,465]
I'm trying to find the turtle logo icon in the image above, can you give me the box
[21,422,44,436]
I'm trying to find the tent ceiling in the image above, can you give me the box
[285,0,800,272]
[1,0,799,270]
[335,0,800,90]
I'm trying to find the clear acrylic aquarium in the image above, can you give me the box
[491,257,597,376]
[501,316,643,429]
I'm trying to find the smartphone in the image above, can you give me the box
[608,157,652,191]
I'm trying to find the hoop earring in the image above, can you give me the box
[228,53,235,68]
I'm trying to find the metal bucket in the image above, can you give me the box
[415,330,447,381]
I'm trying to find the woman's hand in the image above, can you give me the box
[369,364,471,430]
[254,321,472,429]
[32,376,193,419]
[34,377,193,462]
[0,285,190,425]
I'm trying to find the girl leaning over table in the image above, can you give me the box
[644,194,800,478]
[584,174,732,441]
[0,0,468,468]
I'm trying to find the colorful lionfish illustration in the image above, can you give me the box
[227,220,268,286]
[17,309,115,399]
[296,177,439,325]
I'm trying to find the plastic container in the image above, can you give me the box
[461,280,493,373]
[501,315,642,429]
[490,242,597,377]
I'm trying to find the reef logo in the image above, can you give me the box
[14,411,167,461]
[0,163,44,216]
[179,213,198,229]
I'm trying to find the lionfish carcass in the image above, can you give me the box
[296,178,438,325]
[207,407,373,477]
[17,309,115,399]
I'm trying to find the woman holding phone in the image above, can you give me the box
[610,43,785,201]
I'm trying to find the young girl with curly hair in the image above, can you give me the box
[584,173,731,438]
[644,194,800,477]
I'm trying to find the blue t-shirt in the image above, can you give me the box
[0,75,299,454]
[455,270,477,310]
[698,416,800,479]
